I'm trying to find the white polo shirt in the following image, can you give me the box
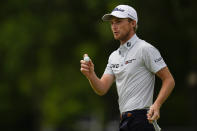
[104,34,166,113]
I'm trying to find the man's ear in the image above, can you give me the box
[131,20,136,26]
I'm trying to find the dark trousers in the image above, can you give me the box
[119,109,155,131]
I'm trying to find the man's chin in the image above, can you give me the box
[114,36,120,40]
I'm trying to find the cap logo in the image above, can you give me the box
[128,14,136,20]
[112,8,124,12]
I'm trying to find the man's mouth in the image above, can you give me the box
[114,32,119,35]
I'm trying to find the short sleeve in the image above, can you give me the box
[142,46,167,73]
[103,56,114,75]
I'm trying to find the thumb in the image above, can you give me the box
[83,54,89,58]
[83,54,91,63]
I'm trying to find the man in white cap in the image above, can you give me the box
[80,5,175,131]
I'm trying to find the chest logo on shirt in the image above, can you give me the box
[125,59,136,64]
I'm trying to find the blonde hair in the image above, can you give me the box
[128,18,138,32]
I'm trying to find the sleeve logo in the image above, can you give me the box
[154,57,163,63]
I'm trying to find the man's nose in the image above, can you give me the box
[112,23,117,30]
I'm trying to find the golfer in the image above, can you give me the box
[80,5,175,131]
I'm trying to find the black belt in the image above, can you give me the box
[120,109,148,120]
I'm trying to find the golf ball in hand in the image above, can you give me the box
[84,56,90,62]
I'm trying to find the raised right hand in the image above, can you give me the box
[80,54,95,79]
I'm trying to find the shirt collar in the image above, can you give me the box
[122,34,138,49]
[118,34,139,56]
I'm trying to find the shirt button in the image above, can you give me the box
[127,42,131,47]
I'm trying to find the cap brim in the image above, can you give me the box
[102,13,127,21]
[102,14,113,21]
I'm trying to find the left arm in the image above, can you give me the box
[147,67,175,122]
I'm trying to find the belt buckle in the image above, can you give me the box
[120,112,132,120]
[127,112,132,117]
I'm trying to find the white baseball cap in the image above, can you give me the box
[102,5,138,23]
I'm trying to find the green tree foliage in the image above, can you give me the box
[0,0,196,131]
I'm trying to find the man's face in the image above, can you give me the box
[110,17,135,42]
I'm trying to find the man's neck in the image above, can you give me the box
[120,33,135,45]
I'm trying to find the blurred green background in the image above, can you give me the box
[0,0,197,131]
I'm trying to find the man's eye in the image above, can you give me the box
[116,21,121,24]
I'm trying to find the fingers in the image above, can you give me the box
[83,54,91,62]
[81,54,92,65]
[80,59,92,67]
[80,53,92,74]
[80,68,89,72]
[147,108,154,123]
[80,54,94,77]
[81,63,90,70]
[80,60,89,64]
[80,60,90,70]
[147,108,153,119]
[147,106,160,123]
